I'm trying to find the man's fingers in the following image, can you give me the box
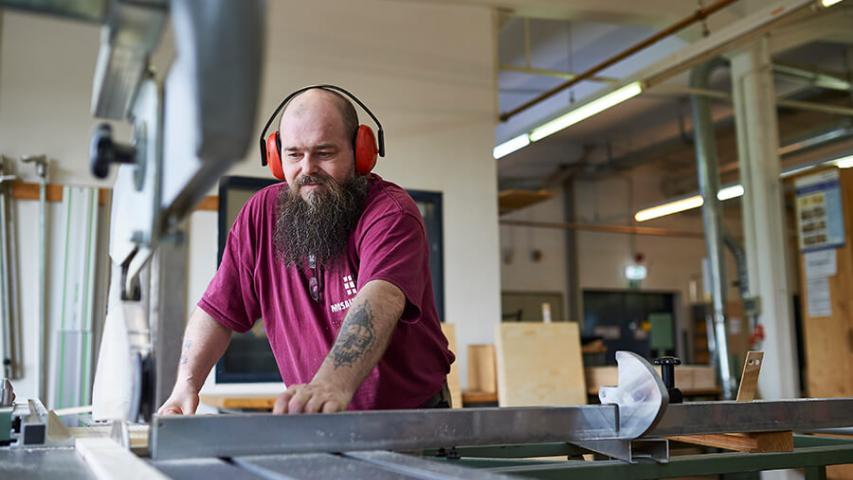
[158,405,183,416]
[273,390,295,415]
[182,400,197,415]
[321,400,341,414]
[303,395,325,414]
[287,388,313,414]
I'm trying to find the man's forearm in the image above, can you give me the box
[312,280,404,394]
[175,308,233,392]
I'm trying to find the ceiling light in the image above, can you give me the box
[717,184,744,201]
[493,134,530,159]
[634,195,703,222]
[820,0,843,7]
[634,152,853,222]
[832,154,853,169]
[529,81,644,142]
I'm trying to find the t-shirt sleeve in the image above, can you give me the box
[357,212,429,323]
[198,217,260,334]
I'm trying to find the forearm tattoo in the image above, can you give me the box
[180,339,192,365]
[331,301,376,368]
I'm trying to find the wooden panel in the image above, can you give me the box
[440,323,463,409]
[798,168,853,397]
[585,365,717,396]
[199,393,275,410]
[8,180,212,210]
[495,323,586,407]
[498,189,553,215]
[736,351,763,402]
[669,431,792,453]
[467,344,497,393]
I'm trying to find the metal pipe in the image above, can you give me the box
[723,231,761,348]
[499,64,618,83]
[651,85,853,117]
[690,58,735,400]
[0,157,16,379]
[500,219,705,239]
[499,0,740,121]
[21,155,48,400]
[773,62,852,92]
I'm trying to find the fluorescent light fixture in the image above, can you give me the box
[832,154,853,169]
[493,134,530,159]
[634,195,703,222]
[820,0,843,7]
[635,185,744,222]
[529,81,644,142]
[635,152,853,222]
[717,184,744,201]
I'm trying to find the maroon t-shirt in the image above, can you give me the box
[199,174,454,410]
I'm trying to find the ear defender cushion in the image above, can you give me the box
[266,131,284,180]
[354,125,378,175]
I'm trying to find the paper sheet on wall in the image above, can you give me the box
[806,277,832,318]
[804,249,837,280]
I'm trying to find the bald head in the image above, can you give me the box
[279,88,358,147]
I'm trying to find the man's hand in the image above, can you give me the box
[157,382,200,416]
[272,380,353,414]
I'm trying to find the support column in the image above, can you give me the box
[563,179,580,322]
[730,37,800,400]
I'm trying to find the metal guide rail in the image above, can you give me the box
[3,352,853,479]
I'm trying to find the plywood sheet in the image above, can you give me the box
[440,323,463,409]
[467,344,497,393]
[495,323,586,407]
[798,167,853,397]
[585,365,717,396]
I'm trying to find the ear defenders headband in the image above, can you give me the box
[258,85,385,179]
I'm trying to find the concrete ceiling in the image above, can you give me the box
[493,3,853,192]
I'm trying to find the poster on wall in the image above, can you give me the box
[795,170,845,252]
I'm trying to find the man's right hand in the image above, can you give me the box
[157,382,199,416]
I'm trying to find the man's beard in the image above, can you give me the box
[274,173,370,268]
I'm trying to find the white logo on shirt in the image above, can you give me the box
[330,275,358,313]
[343,275,357,296]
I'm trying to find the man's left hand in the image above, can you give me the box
[272,381,353,414]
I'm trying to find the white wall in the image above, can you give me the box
[499,161,744,361]
[499,191,569,316]
[1,0,501,397]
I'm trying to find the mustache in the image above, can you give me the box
[297,175,329,187]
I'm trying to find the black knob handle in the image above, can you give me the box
[654,356,683,403]
[90,123,136,179]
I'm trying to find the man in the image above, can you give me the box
[158,87,453,415]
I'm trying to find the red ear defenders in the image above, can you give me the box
[259,85,385,180]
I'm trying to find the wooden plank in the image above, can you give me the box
[466,344,497,394]
[440,323,463,409]
[668,431,793,453]
[736,351,764,402]
[461,390,498,404]
[76,437,169,480]
[798,167,853,397]
[199,393,275,410]
[585,365,718,396]
[495,323,586,407]
[8,180,213,210]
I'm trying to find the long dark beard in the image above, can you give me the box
[274,174,370,268]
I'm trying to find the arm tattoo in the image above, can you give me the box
[180,339,192,365]
[331,301,376,369]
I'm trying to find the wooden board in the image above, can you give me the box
[669,431,792,453]
[736,351,764,402]
[467,344,497,393]
[77,437,169,480]
[495,323,586,407]
[585,365,718,396]
[798,167,853,397]
[440,323,463,409]
[199,393,276,410]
